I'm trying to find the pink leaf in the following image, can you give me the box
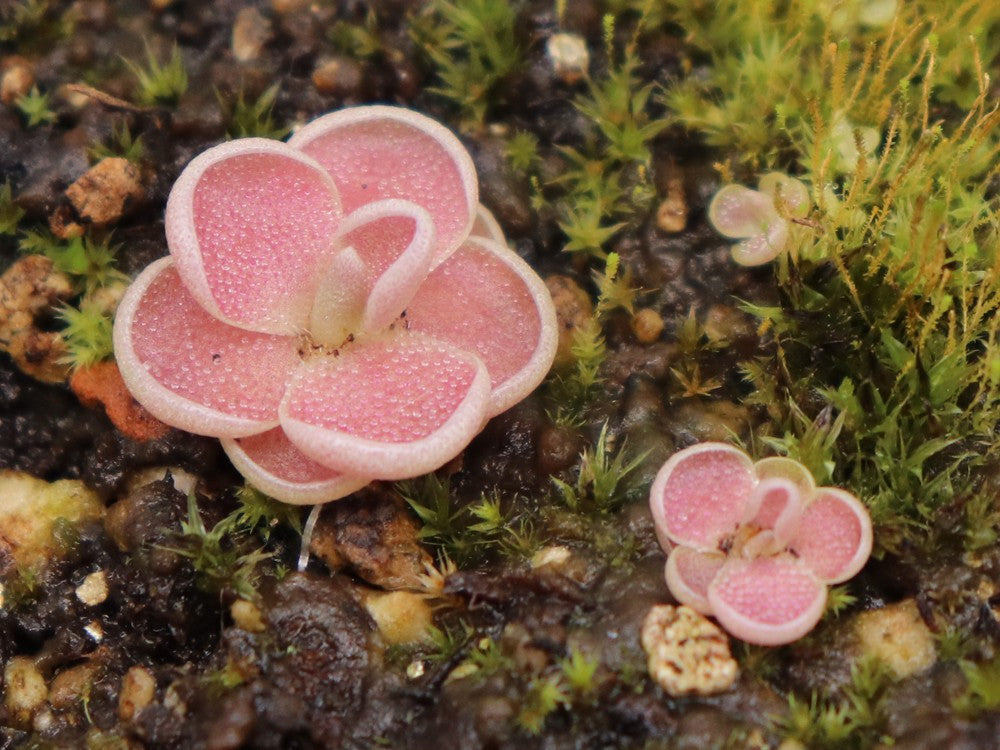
[113,258,299,438]
[754,456,816,496]
[648,443,755,551]
[741,477,804,546]
[166,138,342,334]
[279,333,491,479]
[289,105,477,265]
[707,185,778,239]
[222,428,369,505]
[758,172,810,218]
[308,246,368,349]
[470,204,506,245]
[664,546,726,615]
[731,220,789,266]
[708,556,827,646]
[406,237,558,417]
[334,199,436,334]
[790,488,873,583]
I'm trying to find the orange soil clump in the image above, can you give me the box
[70,361,169,442]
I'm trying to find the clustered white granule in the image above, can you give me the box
[640,604,739,696]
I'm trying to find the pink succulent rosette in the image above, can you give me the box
[649,443,873,646]
[113,105,558,505]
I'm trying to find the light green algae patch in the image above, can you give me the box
[0,470,103,575]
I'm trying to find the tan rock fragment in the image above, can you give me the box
[631,308,665,344]
[546,33,590,84]
[640,604,739,696]
[531,545,572,570]
[853,599,936,679]
[545,274,594,367]
[230,599,266,633]
[48,663,99,709]
[670,399,750,443]
[1,57,34,105]
[0,471,104,576]
[704,304,755,344]
[362,590,434,645]
[656,173,688,233]
[48,204,85,239]
[118,666,156,721]
[0,255,72,383]
[312,57,363,97]
[232,7,272,62]
[65,157,144,226]
[4,657,47,726]
[75,570,109,606]
[310,490,433,590]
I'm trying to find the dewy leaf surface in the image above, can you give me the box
[280,333,490,479]
[222,428,368,505]
[166,139,342,334]
[114,258,299,437]
[649,443,756,551]
[708,555,827,646]
[289,105,477,265]
[407,237,557,416]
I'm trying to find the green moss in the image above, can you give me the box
[412,0,522,130]
[15,86,56,128]
[159,493,272,600]
[399,477,540,566]
[423,619,473,663]
[0,181,24,235]
[57,300,114,370]
[232,484,302,542]
[20,230,126,294]
[328,9,383,60]
[551,422,647,515]
[517,674,570,735]
[88,121,144,165]
[954,654,1000,716]
[770,654,894,749]
[124,44,188,107]
[221,84,288,140]
[548,14,663,261]
[558,646,601,698]
[0,0,74,49]
[659,0,1000,555]
[664,0,999,168]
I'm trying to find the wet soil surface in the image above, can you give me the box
[2,1,999,748]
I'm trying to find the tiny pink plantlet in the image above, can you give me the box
[113,106,558,504]
[648,443,873,646]
[707,172,809,266]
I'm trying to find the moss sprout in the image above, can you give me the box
[552,422,647,515]
[220,84,288,140]
[413,0,521,130]
[20,231,126,294]
[160,493,273,600]
[15,86,56,127]
[57,300,114,370]
[87,121,144,165]
[0,181,24,235]
[124,43,188,107]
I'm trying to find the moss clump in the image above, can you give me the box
[661,1,1000,557]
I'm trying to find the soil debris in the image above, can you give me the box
[640,603,739,696]
[64,157,144,227]
[309,487,433,590]
[0,255,71,384]
[70,360,170,442]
